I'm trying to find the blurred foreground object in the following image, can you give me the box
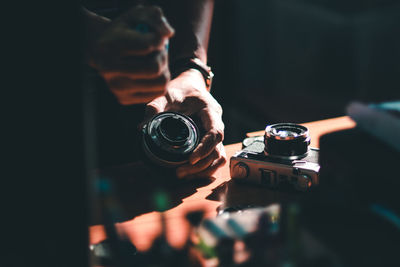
[319,101,400,209]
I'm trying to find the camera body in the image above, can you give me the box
[230,124,320,191]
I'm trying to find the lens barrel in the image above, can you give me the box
[264,123,310,159]
[142,112,200,167]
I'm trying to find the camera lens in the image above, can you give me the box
[142,112,200,167]
[264,123,310,159]
[159,116,190,145]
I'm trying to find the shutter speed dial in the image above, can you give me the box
[232,162,249,179]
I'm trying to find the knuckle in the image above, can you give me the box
[215,103,223,115]
[214,129,224,143]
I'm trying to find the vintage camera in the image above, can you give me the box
[142,111,201,167]
[230,123,320,191]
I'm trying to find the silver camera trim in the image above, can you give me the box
[230,150,320,191]
[231,127,320,191]
[263,149,309,160]
[264,123,311,160]
[265,123,309,141]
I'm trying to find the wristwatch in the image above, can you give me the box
[170,57,214,91]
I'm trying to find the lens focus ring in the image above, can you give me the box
[142,112,200,167]
[264,123,310,159]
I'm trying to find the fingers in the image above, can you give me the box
[141,96,169,125]
[177,149,219,178]
[96,43,168,76]
[89,5,174,106]
[98,42,169,105]
[103,62,170,105]
[135,71,226,178]
[177,143,227,179]
[189,128,224,165]
[98,6,174,56]
[94,28,165,57]
[187,100,224,164]
[90,5,174,73]
[106,74,169,94]
[147,79,225,165]
[120,5,174,39]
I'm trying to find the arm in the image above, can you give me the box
[82,5,174,105]
[144,0,226,179]
[156,0,214,92]
[154,0,214,64]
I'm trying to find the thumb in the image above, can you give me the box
[140,96,168,128]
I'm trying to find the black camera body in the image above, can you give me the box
[230,123,320,191]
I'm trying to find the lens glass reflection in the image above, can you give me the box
[160,117,190,143]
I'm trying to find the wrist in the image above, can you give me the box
[171,69,207,91]
[170,57,214,91]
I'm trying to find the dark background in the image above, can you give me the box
[4,1,86,266]
[4,0,400,266]
[83,0,400,143]
[208,0,400,143]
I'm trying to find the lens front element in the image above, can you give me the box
[142,112,200,167]
[264,123,310,159]
[159,116,190,145]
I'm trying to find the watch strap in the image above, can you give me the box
[170,57,214,91]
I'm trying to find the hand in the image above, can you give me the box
[143,69,227,179]
[89,5,174,105]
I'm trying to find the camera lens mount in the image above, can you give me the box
[142,112,200,167]
[264,123,310,159]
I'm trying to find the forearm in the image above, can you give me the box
[151,0,214,64]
